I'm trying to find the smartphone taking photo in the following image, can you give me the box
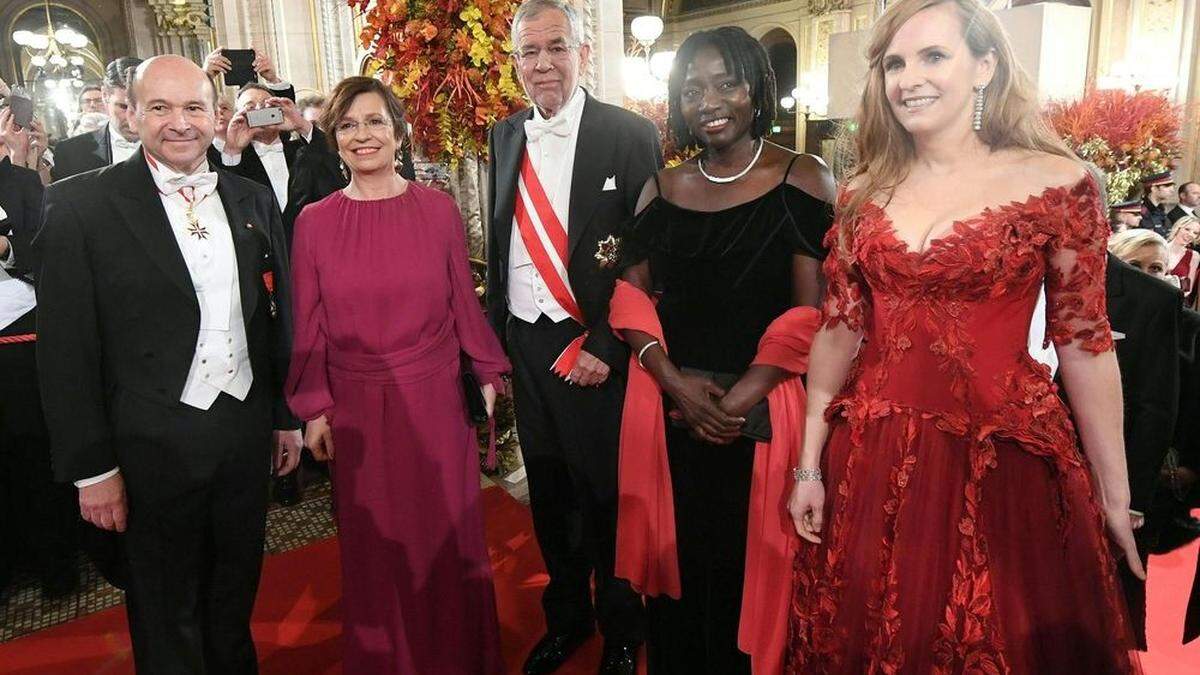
[245,107,284,128]
[5,88,34,128]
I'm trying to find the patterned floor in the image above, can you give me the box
[0,476,337,643]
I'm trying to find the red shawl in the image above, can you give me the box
[609,280,818,674]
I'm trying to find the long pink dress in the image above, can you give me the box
[285,184,509,674]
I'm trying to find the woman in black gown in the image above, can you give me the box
[619,27,836,673]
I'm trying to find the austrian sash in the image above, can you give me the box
[514,152,587,376]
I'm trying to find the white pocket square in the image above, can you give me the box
[602,175,617,191]
[0,204,7,221]
[1112,330,1126,340]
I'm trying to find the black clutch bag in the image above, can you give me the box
[669,367,772,442]
[461,361,490,425]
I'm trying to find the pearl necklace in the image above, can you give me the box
[697,138,765,184]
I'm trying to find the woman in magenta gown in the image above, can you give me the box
[785,2,1141,672]
[285,77,509,674]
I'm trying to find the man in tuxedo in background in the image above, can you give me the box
[35,55,300,673]
[50,57,143,181]
[487,2,661,673]
[1169,182,1200,225]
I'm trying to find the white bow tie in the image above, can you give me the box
[525,114,572,142]
[166,171,219,198]
[253,141,285,155]
[112,136,139,151]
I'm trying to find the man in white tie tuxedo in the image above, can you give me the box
[51,57,143,181]
[486,2,662,673]
[35,55,301,674]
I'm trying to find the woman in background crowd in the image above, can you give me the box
[1166,215,1200,307]
[786,1,1141,671]
[285,76,509,674]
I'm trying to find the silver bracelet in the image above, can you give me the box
[636,340,660,368]
[792,467,822,482]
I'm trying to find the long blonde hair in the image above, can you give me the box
[841,0,1074,252]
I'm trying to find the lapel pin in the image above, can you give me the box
[246,222,255,229]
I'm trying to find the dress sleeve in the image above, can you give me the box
[1044,179,1114,354]
[820,217,868,332]
[444,196,511,388]
[784,188,833,260]
[618,200,660,271]
[283,207,335,421]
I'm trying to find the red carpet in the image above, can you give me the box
[0,490,1194,674]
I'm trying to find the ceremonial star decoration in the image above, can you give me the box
[595,235,621,269]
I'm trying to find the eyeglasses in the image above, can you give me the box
[334,118,392,136]
[512,43,577,65]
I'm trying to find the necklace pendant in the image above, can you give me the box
[186,211,209,240]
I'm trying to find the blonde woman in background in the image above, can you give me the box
[1166,215,1200,306]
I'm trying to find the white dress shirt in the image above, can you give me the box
[1027,285,1059,377]
[1179,204,1194,218]
[507,86,585,324]
[107,120,140,164]
[75,155,254,488]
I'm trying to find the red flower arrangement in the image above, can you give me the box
[1045,89,1182,203]
[350,0,527,165]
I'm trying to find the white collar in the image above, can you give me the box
[531,86,585,127]
[143,151,215,196]
[108,121,138,146]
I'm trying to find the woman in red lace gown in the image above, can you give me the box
[785,1,1142,672]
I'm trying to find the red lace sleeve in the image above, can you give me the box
[820,218,868,332]
[1044,177,1114,354]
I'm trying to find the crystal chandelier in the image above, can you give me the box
[11,0,90,84]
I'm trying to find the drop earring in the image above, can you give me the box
[339,159,349,181]
[972,84,987,132]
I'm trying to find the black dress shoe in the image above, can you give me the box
[598,641,640,675]
[523,626,594,675]
[273,471,301,507]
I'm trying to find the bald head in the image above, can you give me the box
[129,55,217,175]
[129,55,216,108]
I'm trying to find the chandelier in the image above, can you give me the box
[11,0,90,85]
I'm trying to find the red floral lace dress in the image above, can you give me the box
[786,175,1139,674]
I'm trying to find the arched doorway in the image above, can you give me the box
[759,27,797,150]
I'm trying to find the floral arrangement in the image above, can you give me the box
[351,0,527,165]
[1045,88,1183,204]
[623,97,697,167]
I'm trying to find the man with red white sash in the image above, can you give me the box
[485,2,661,673]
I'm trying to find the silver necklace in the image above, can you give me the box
[698,138,765,184]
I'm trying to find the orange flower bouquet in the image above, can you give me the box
[1045,89,1182,204]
